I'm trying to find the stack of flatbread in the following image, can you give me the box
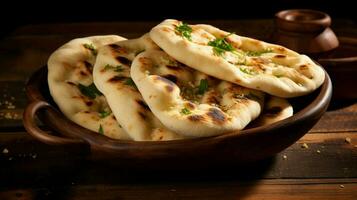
[48,19,324,141]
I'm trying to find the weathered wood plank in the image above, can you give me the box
[0,179,356,200]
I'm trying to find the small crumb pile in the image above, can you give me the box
[0,93,21,120]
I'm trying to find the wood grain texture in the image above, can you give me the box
[0,179,356,200]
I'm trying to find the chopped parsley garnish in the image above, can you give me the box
[198,79,209,95]
[78,83,102,99]
[181,108,191,115]
[235,60,247,66]
[83,43,97,56]
[98,124,104,134]
[124,78,137,89]
[245,49,273,56]
[208,33,235,56]
[99,110,111,118]
[104,64,123,72]
[176,22,192,41]
[239,67,257,75]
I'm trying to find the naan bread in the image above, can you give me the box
[48,35,131,140]
[150,19,325,98]
[93,34,183,141]
[131,49,265,137]
[250,96,293,127]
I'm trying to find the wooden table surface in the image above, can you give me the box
[0,19,356,200]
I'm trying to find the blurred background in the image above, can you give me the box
[0,0,355,38]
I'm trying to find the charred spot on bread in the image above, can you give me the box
[188,114,204,122]
[79,70,88,76]
[109,44,127,54]
[136,99,150,110]
[138,111,147,120]
[66,81,77,86]
[116,56,132,66]
[299,64,308,70]
[108,75,126,83]
[138,57,152,66]
[206,108,226,124]
[85,101,93,106]
[184,102,196,110]
[84,61,93,72]
[165,85,174,92]
[274,54,286,58]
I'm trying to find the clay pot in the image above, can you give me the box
[273,9,339,54]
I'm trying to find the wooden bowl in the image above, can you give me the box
[23,66,332,169]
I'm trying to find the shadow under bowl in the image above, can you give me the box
[23,66,332,170]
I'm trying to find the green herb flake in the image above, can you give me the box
[124,78,137,89]
[197,79,209,95]
[78,83,102,99]
[98,124,104,134]
[99,110,111,118]
[175,22,192,41]
[181,108,191,115]
[239,67,257,75]
[208,33,235,56]
[245,49,273,57]
[83,43,98,56]
[104,64,123,72]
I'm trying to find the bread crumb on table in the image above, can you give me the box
[2,148,9,154]
[301,143,309,149]
[345,137,351,144]
[340,185,345,188]
[282,155,287,160]
[316,150,321,153]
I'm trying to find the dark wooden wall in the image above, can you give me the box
[0,0,355,38]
